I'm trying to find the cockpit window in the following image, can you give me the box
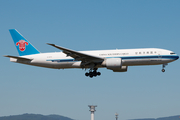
[170,52,176,55]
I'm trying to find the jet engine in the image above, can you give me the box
[101,58,128,72]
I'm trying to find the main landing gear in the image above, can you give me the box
[85,69,101,78]
[162,64,168,72]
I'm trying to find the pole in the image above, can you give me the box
[88,105,97,120]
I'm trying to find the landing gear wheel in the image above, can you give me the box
[85,72,89,76]
[89,72,93,78]
[84,69,101,78]
[97,72,101,76]
[93,71,97,77]
[162,69,165,72]
[89,74,93,78]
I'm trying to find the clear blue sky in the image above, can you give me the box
[1,0,180,120]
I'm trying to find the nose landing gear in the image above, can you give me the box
[162,64,168,72]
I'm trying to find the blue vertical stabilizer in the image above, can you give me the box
[9,29,40,56]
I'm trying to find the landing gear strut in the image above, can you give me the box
[85,68,101,78]
[162,64,168,72]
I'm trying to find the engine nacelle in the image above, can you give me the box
[104,58,122,69]
[112,66,128,72]
[102,58,128,72]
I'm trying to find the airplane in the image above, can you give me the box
[4,29,179,78]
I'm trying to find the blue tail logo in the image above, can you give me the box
[9,29,40,56]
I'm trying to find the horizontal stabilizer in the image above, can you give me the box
[4,55,33,60]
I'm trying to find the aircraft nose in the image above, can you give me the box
[177,55,179,60]
[174,54,179,60]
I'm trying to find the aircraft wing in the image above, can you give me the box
[47,43,104,63]
[4,55,33,60]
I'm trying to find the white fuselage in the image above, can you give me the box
[10,48,179,69]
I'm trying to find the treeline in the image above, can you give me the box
[0,114,74,120]
[131,115,180,120]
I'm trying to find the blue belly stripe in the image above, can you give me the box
[47,55,179,63]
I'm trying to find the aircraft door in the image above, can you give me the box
[158,51,162,59]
